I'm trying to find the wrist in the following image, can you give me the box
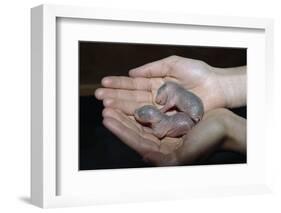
[199,65,228,111]
[212,66,247,109]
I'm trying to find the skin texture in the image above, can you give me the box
[156,81,204,122]
[102,108,246,166]
[134,82,204,138]
[94,56,247,163]
[95,56,246,115]
[134,105,194,138]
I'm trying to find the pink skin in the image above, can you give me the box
[156,81,204,123]
[134,105,194,138]
[134,82,204,138]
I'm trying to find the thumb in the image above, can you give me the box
[129,57,174,78]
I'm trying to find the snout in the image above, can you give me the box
[134,108,141,120]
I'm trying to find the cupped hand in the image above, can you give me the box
[102,107,237,166]
[102,107,184,165]
[95,55,226,115]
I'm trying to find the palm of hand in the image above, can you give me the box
[102,107,230,166]
[96,56,218,114]
[128,56,222,111]
[102,108,182,166]
[95,56,220,159]
[94,56,235,166]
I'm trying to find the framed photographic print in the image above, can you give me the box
[31,4,274,208]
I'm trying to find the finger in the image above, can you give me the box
[95,88,152,102]
[129,56,177,78]
[103,108,161,145]
[103,117,159,157]
[102,108,142,132]
[103,98,150,115]
[102,76,153,91]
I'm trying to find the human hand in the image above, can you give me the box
[102,107,246,166]
[95,56,246,115]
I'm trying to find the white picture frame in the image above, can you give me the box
[31,4,274,208]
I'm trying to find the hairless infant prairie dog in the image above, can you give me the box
[134,81,204,139]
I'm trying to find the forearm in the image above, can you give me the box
[212,66,247,109]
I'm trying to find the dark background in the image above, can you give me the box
[79,41,247,170]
